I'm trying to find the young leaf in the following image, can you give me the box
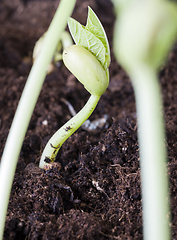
[68,18,106,69]
[86,7,110,69]
[68,7,110,70]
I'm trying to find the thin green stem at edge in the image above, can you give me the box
[131,66,170,240]
[39,94,100,168]
[0,1,76,239]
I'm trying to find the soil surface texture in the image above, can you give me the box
[0,0,177,239]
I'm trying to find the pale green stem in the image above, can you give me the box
[0,1,76,239]
[39,94,100,168]
[131,66,170,240]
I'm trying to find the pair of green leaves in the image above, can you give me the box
[68,7,110,71]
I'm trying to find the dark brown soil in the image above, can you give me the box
[0,0,177,239]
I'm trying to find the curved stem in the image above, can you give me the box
[131,66,170,240]
[39,94,100,168]
[0,1,76,239]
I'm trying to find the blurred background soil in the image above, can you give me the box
[0,0,177,239]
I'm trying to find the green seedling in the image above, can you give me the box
[0,1,77,239]
[112,0,177,239]
[39,7,110,168]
